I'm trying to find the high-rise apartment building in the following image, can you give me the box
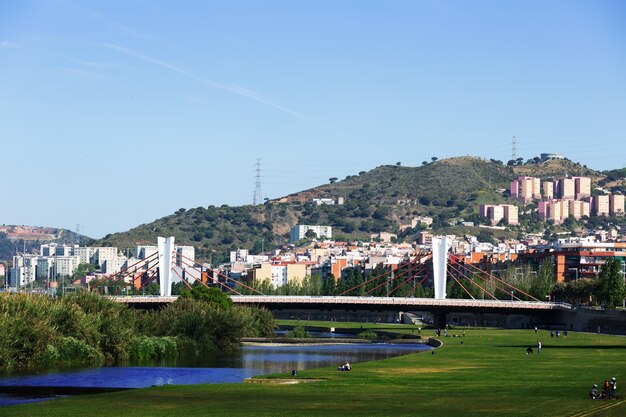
[593,195,610,216]
[542,181,554,200]
[569,200,590,219]
[556,178,575,199]
[511,176,541,203]
[290,225,333,242]
[502,205,519,225]
[573,177,591,200]
[609,194,625,216]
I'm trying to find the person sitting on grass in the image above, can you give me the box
[338,361,351,371]
[601,380,610,399]
[589,384,599,399]
[609,377,617,399]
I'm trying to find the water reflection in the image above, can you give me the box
[0,343,431,405]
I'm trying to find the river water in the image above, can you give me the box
[0,342,432,406]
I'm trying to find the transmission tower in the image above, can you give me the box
[511,135,517,161]
[75,224,80,246]
[253,158,263,205]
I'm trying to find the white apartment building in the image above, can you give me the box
[54,255,80,277]
[290,225,333,242]
[92,247,120,274]
[136,245,158,260]
[176,246,195,267]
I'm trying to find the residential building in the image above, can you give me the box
[538,200,563,224]
[502,205,519,225]
[573,177,591,200]
[94,247,119,273]
[54,255,80,277]
[36,257,53,280]
[609,194,625,216]
[136,245,158,260]
[312,198,335,205]
[542,181,554,200]
[480,204,518,225]
[510,176,541,203]
[176,246,195,267]
[593,195,610,216]
[370,232,397,243]
[569,200,590,219]
[248,262,308,288]
[289,225,332,242]
[417,231,433,246]
[556,178,575,199]
[521,241,626,282]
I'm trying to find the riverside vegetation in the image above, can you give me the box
[0,287,275,371]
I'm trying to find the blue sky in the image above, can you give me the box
[1,0,625,238]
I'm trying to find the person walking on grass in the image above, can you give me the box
[537,341,542,354]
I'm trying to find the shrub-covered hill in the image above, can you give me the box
[97,156,609,263]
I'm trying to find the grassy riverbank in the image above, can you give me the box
[4,326,626,416]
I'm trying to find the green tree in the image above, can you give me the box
[530,260,556,300]
[179,285,233,310]
[595,258,625,309]
[321,275,337,295]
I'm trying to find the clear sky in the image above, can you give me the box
[1,1,625,238]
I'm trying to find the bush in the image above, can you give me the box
[128,336,178,360]
[286,324,309,338]
[358,330,378,340]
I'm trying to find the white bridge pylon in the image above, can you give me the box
[157,236,175,297]
[431,236,448,300]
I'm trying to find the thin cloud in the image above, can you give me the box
[56,67,106,79]
[74,59,134,70]
[99,43,309,121]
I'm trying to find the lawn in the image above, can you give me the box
[3,326,625,417]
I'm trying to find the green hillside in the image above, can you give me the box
[97,156,615,263]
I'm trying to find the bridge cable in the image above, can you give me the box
[93,252,159,288]
[445,265,477,300]
[451,259,538,301]
[177,255,250,295]
[389,265,428,296]
[447,261,498,300]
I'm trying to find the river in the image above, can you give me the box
[0,341,432,406]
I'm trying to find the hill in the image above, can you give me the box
[0,226,92,261]
[96,155,621,264]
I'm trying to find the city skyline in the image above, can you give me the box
[1,1,625,238]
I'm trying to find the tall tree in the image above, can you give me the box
[596,258,625,309]
[530,260,556,300]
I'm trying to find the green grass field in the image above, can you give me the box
[3,326,625,417]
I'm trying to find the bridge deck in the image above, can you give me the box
[109,295,572,312]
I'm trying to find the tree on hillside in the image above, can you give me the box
[305,229,317,239]
[329,177,338,184]
[595,258,625,309]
